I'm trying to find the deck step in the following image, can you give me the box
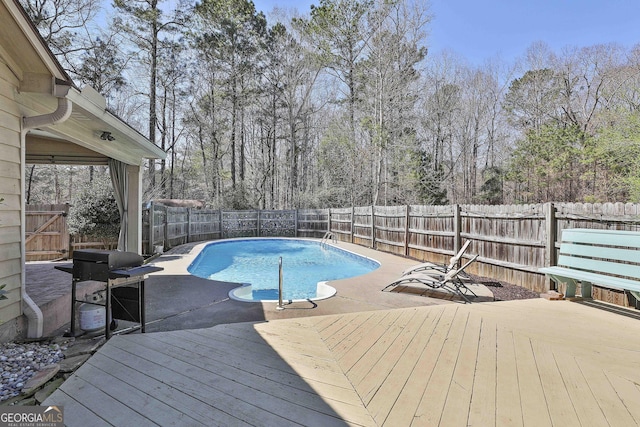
[540,290,564,300]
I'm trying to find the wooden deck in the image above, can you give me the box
[44,299,640,426]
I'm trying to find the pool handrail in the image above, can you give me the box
[276,257,285,310]
[321,231,336,247]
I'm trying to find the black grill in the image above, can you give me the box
[56,249,163,339]
[71,249,145,281]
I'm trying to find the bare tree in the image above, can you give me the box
[113,0,184,196]
[20,0,100,70]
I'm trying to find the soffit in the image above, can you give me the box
[0,0,68,82]
[20,85,165,166]
[26,134,108,165]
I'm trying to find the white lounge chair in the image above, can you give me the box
[384,254,479,303]
[401,240,472,278]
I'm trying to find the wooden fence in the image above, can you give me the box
[25,204,70,261]
[143,202,640,299]
[26,204,117,261]
[142,203,328,251]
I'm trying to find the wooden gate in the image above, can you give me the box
[25,204,70,261]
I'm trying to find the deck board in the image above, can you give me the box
[555,351,610,427]
[512,333,552,426]
[438,311,482,427]
[495,326,523,426]
[532,341,582,425]
[605,372,640,424]
[104,337,295,427]
[412,308,470,426]
[338,309,406,374]
[359,306,442,411]
[347,309,420,383]
[44,299,640,426]
[86,352,245,426]
[45,389,112,427]
[72,360,206,426]
[57,375,158,427]
[379,306,458,426]
[574,357,637,427]
[467,316,497,426]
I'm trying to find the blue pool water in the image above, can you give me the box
[187,238,379,301]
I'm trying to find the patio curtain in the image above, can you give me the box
[108,158,128,251]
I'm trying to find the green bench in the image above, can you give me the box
[539,228,640,301]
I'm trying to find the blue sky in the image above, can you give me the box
[429,0,640,64]
[253,0,640,65]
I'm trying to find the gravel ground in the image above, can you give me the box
[469,275,541,301]
[0,342,65,401]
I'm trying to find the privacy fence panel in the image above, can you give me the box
[463,204,547,291]
[259,210,296,237]
[222,210,259,238]
[142,202,166,254]
[166,207,189,248]
[352,206,373,247]
[556,202,640,233]
[407,205,456,263]
[189,209,221,242]
[329,208,352,242]
[297,209,329,238]
[374,206,407,256]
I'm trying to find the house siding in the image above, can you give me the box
[0,58,25,339]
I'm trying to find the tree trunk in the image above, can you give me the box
[148,0,159,193]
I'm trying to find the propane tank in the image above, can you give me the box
[79,292,106,332]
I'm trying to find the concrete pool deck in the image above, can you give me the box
[25,238,494,338]
[139,239,494,333]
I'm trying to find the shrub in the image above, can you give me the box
[68,178,120,240]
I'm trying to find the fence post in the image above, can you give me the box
[148,201,154,254]
[219,210,223,240]
[294,209,298,237]
[163,205,169,250]
[371,205,375,249]
[404,204,410,257]
[544,202,557,290]
[257,209,261,237]
[453,204,461,256]
[187,207,192,243]
[350,206,355,243]
[328,208,332,235]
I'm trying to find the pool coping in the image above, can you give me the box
[189,237,379,303]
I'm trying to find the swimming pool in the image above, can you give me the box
[187,238,380,302]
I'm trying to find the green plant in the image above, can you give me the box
[67,178,120,241]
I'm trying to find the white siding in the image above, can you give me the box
[0,59,23,326]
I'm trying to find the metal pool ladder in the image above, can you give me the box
[276,257,285,310]
[321,231,336,247]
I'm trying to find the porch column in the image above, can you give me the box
[126,163,143,253]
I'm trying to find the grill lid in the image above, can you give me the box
[72,249,144,270]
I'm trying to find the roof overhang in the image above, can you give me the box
[20,85,166,165]
[2,0,166,166]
